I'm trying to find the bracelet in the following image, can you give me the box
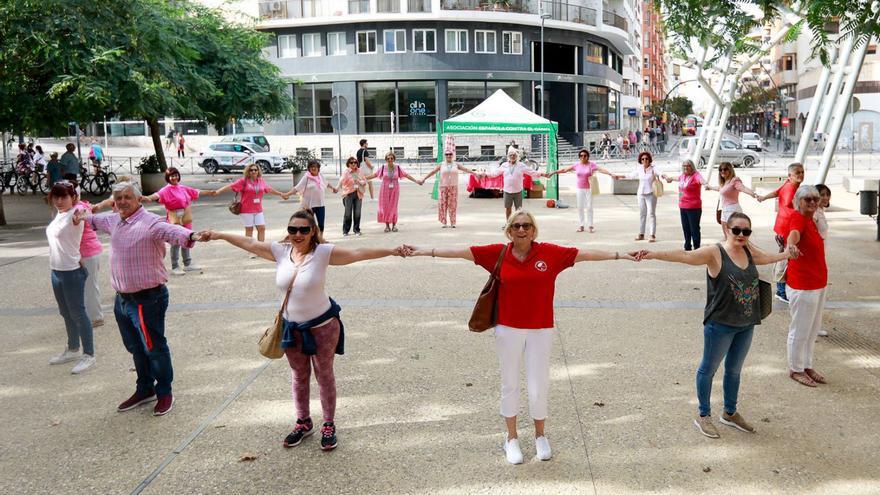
[432,248,435,258]
[615,251,619,260]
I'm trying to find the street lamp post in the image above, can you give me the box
[539,9,550,119]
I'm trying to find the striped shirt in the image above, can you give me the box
[88,206,194,293]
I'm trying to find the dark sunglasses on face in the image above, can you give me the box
[287,226,312,235]
[720,168,731,172]
[730,227,752,237]
[510,223,534,231]
[803,197,819,203]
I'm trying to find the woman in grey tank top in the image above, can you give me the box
[633,213,797,439]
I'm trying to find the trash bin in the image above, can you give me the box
[860,190,878,215]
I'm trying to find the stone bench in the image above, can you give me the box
[843,176,880,193]
[611,178,639,195]
[741,174,787,191]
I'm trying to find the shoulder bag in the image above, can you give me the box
[758,279,773,320]
[468,244,508,333]
[228,192,242,215]
[259,269,298,359]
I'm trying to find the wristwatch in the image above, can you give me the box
[188,232,197,242]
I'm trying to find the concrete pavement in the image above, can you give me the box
[1,171,879,494]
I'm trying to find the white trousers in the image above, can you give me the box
[494,325,554,420]
[576,188,594,228]
[81,254,103,322]
[786,286,827,372]
[637,193,657,236]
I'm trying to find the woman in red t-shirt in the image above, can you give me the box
[401,210,638,465]
[784,185,828,387]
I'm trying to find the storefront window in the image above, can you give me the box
[358,82,396,133]
[295,83,334,134]
[586,85,609,130]
[608,89,619,129]
[448,81,486,118]
[487,81,522,104]
[586,42,604,64]
[398,81,436,133]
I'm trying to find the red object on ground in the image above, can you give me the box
[546,199,556,208]
[466,174,533,193]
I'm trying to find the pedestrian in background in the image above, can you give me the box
[758,163,804,302]
[283,159,337,233]
[177,134,186,158]
[547,148,615,233]
[165,129,176,151]
[335,157,366,236]
[34,145,47,172]
[356,139,375,200]
[363,152,423,232]
[704,162,758,239]
[213,163,286,244]
[89,138,104,174]
[662,159,706,250]
[46,152,62,186]
[419,149,479,228]
[60,143,80,178]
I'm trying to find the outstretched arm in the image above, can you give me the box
[403,245,474,261]
[140,193,160,203]
[329,245,402,265]
[421,166,441,182]
[757,189,779,203]
[213,184,234,195]
[204,230,275,261]
[265,186,286,197]
[596,166,614,176]
[637,245,717,266]
[750,242,796,265]
[574,249,638,263]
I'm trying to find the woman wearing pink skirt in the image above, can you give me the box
[364,152,422,232]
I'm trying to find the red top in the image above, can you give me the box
[773,180,797,236]
[786,212,827,290]
[471,242,578,329]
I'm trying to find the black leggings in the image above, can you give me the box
[342,193,362,234]
[680,208,702,251]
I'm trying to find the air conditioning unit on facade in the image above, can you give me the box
[270,1,284,11]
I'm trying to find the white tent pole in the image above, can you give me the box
[794,46,835,164]
[816,35,855,136]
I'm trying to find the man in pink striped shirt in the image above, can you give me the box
[83,182,203,417]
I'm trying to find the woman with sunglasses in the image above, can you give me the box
[363,152,423,232]
[547,148,615,233]
[662,159,707,250]
[202,210,405,451]
[785,185,828,387]
[704,162,758,239]
[335,157,367,236]
[634,212,796,439]
[615,151,662,242]
[400,210,638,464]
[141,167,216,275]
[213,163,286,244]
[418,149,478,228]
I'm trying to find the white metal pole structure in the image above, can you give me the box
[815,35,856,137]
[815,36,872,184]
[794,46,836,164]
[539,8,550,162]
[689,47,720,165]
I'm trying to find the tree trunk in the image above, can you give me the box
[146,117,167,171]
[0,192,6,226]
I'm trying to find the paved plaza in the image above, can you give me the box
[1,169,879,494]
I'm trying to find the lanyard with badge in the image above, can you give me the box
[251,179,261,204]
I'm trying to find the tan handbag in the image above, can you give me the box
[589,174,600,196]
[259,269,298,359]
[167,206,193,225]
[468,244,508,332]
[652,176,664,197]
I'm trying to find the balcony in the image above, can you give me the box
[408,0,432,12]
[541,1,597,25]
[259,0,320,19]
[441,0,530,14]
[348,0,369,14]
[377,0,401,13]
[603,10,627,31]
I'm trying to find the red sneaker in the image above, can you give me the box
[153,394,175,416]
[117,391,157,412]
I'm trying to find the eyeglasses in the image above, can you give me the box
[803,197,819,203]
[510,223,534,231]
[640,157,650,162]
[248,168,258,173]
[287,226,312,235]
[730,227,752,237]
[719,168,731,172]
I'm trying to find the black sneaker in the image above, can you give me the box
[320,422,337,451]
[283,418,314,448]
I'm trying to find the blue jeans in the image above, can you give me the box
[696,320,754,416]
[51,267,94,355]
[311,206,326,232]
[114,286,173,396]
[679,208,702,251]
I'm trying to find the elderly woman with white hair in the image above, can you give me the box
[419,149,479,228]
[484,147,548,226]
[400,210,638,465]
[785,185,828,387]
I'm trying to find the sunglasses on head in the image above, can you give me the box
[287,226,312,235]
[510,222,534,231]
[730,227,752,237]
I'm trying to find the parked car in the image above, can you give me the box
[220,134,271,151]
[741,132,763,151]
[678,137,761,168]
[198,142,287,174]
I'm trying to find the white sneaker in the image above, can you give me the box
[183,264,201,272]
[49,348,81,365]
[170,267,185,276]
[503,438,523,465]
[535,436,552,461]
[71,355,96,374]
[817,329,828,336]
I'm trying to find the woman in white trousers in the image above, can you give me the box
[615,151,662,242]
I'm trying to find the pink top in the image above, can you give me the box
[338,169,366,199]
[377,164,406,183]
[439,163,460,188]
[719,177,746,206]
[76,200,103,258]
[573,162,598,189]
[156,184,199,211]
[88,207,195,293]
[231,178,269,214]
[677,172,704,209]
[488,162,542,194]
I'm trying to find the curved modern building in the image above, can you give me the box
[253,0,641,154]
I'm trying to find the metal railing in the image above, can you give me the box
[441,0,529,13]
[540,1,596,24]
[602,10,627,31]
[408,0,431,12]
[258,0,320,20]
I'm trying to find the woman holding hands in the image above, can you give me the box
[662,159,707,251]
[213,163,287,243]
[419,150,478,228]
[615,151,662,242]
[283,159,337,233]
[703,162,758,239]
[547,148,615,232]
[363,152,422,232]
[335,157,367,236]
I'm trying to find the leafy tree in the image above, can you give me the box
[667,96,695,119]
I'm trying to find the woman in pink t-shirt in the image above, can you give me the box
[662,159,707,251]
[705,162,758,239]
[142,167,216,275]
[214,163,286,242]
[547,148,615,232]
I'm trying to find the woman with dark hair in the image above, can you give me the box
[203,210,406,451]
[142,167,216,275]
[704,162,758,239]
[363,152,422,232]
[615,151,662,242]
[635,212,796,438]
[283,159,337,233]
[46,181,96,374]
[547,148,615,232]
[335,157,367,236]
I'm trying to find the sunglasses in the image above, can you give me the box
[730,227,752,237]
[510,223,534,231]
[803,197,819,203]
[287,226,312,235]
[719,168,731,172]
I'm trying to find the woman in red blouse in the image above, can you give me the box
[402,210,637,465]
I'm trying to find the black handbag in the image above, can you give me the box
[758,279,773,320]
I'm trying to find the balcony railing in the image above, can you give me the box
[602,10,627,31]
[259,0,320,20]
[348,0,369,14]
[541,1,596,25]
[441,0,529,14]
[377,0,401,13]
[408,0,432,12]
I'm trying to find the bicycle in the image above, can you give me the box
[85,164,117,196]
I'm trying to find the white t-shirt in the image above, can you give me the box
[295,174,327,209]
[271,242,333,322]
[46,209,84,271]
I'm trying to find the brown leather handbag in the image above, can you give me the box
[468,244,508,332]
[259,270,297,359]
[228,192,242,215]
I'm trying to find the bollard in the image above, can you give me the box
[860,190,878,215]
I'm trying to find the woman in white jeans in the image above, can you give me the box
[615,151,662,242]
[401,210,637,465]
[785,185,828,387]
[547,148,615,232]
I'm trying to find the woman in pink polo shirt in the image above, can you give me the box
[401,210,638,465]
[547,148,615,233]
[214,163,286,242]
[704,162,758,239]
[662,159,707,251]
[142,167,216,275]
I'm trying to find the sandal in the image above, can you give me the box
[589,226,595,233]
[384,226,391,233]
[635,234,645,241]
[804,368,827,384]
[576,226,585,232]
[789,371,817,387]
[649,236,657,243]
[391,226,398,232]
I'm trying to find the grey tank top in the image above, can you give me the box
[704,244,761,327]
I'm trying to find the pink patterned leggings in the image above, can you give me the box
[438,185,458,225]
[284,318,340,423]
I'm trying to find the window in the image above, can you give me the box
[455,145,469,157]
[586,42,603,64]
[869,44,878,55]
[278,35,297,58]
[608,90,619,129]
[413,29,436,53]
[475,30,496,54]
[643,56,649,69]
[586,85,610,130]
[357,31,377,54]
[295,83,333,134]
[487,81,522,104]
[302,33,322,57]
[384,29,406,53]
[377,0,400,13]
[445,29,468,53]
[408,0,431,12]
[348,0,369,14]
[644,77,650,89]
[502,31,522,55]
[321,148,334,160]
[448,81,486,118]
[328,32,346,56]
[398,81,436,132]
[418,146,434,158]
[480,145,495,157]
[359,82,395,132]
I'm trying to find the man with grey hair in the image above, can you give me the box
[758,162,805,302]
[77,181,206,416]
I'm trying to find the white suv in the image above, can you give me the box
[741,132,763,151]
[198,142,287,174]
